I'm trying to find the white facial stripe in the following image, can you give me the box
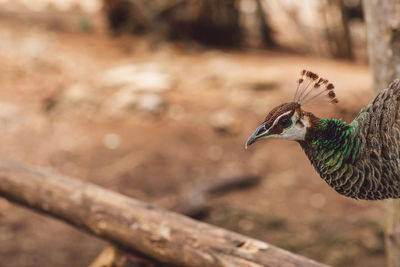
[268,110,292,130]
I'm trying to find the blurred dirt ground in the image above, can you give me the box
[0,13,388,267]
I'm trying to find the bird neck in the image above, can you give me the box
[305,117,354,150]
[299,115,360,179]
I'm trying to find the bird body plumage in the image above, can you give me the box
[246,71,400,200]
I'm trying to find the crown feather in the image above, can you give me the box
[294,70,339,105]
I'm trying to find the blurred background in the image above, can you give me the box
[0,0,385,266]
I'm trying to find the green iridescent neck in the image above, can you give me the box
[301,117,360,173]
[299,117,363,197]
[310,118,352,145]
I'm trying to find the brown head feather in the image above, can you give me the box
[263,103,300,134]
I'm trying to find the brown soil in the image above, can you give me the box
[0,14,387,267]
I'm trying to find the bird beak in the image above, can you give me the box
[245,122,270,149]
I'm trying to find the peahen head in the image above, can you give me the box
[246,70,338,148]
[246,102,309,146]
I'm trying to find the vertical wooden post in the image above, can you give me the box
[363,1,400,266]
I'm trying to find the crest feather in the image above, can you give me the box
[293,70,339,105]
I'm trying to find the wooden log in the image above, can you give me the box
[0,160,327,267]
[91,175,262,266]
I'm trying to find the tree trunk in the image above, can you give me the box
[363,0,400,91]
[363,1,400,266]
[0,160,327,267]
[255,0,276,47]
[325,0,354,59]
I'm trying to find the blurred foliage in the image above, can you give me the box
[102,0,272,47]
[102,0,365,60]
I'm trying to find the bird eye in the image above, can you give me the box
[279,117,292,128]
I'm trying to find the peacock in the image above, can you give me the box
[246,70,400,200]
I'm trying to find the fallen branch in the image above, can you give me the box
[0,160,327,267]
[172,175,262,218]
